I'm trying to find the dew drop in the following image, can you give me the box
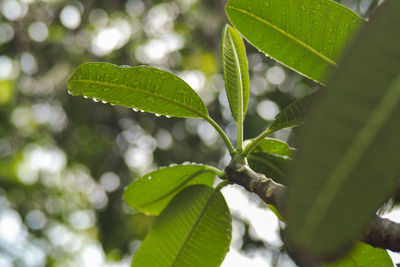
[67,90,72,95]
[147,176,152,180]
[155,113,161,117]
[83,95,89,99]
[139,110,144,113]
[165,115,171,118]
[93,98,100,102]
[120,65,131,68]
[132,108,139,112]
[110,103,115,106]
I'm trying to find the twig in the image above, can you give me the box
[224,163,400,254]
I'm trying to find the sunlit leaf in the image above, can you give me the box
[286,0,400,260]
[123,164,215,215]
[131,185,232,267]
[226,0,364,83]
[222,25,249,122]
[269,91,321,133]
[68,63,209,118]
[325,242,393,267]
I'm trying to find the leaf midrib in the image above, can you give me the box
[227,6,337,66]
[171,188,219,266]
[70,79,208,118]
[229,31,244,122]
[299,75,400,241]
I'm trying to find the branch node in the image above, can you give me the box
[224,162,400,253]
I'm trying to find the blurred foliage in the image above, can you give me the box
[0,0,373,266]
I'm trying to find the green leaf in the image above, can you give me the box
[222,25,249,122]
[130,213,157,240]
[325,242,393,267]
[286,0,400,260]
[67,63,208,118]
[226,0,364,83]
[123,164,215,215]
[131,185,232,267]
[269,91,321,133]
[247,138,295,184]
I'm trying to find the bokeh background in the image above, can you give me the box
[1,0,399,266]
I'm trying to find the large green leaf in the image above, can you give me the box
[226,0,364,83]
[222,25,249,122]
[123,164,215,215]
[129,213,156,240]
[247,138,294,184]
[269,90,321,133]
[68,63,208,118]
[131,185,232,267]
[286,0,400,260]
[326,242,393,267]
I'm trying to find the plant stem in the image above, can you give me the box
[215,180,230,191]
[204,165,225,178]
[242,126,275,157]
[232,36,244,153]
[236,109,243,153]
[224,163,400,253]
[205,116,235,154]
[364,0,380,19]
